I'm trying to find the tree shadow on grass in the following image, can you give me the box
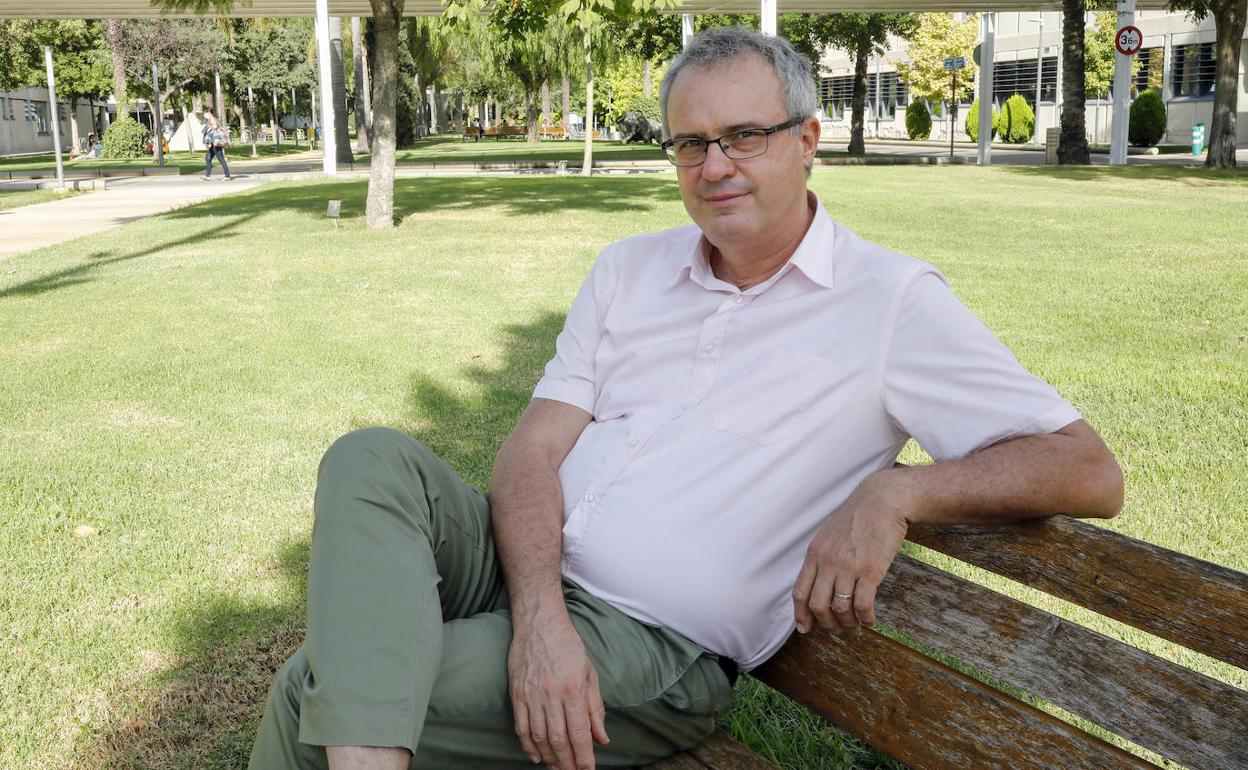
[162,175,682,226]
[995,163,1248,185]
[0,208,264,301]
[80,539,309,770]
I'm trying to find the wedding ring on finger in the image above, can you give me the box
[833,593,853,603]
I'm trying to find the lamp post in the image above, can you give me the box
[1028,16,1044,142]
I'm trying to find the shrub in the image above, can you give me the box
[905,100,931,140]
[964,99,997,143]
[994,93,1035,143]
[101,117,148,159]
[1129,89,1167,146]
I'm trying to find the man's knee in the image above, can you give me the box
[269,647,311,714]
[320,427,435,477]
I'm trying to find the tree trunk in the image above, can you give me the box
[581,27,594,176]
[562,72,571,127]
[329,17,354,164]
[848,42,869,155]
[352,17,372,153]
[1206,0,1246,168]
[105,19,128,119]
[69,96,81,154]
[366,0,403,230]
[431,81,443,133]
[643,59,652,97]
[1058,0,1091,164]
[541,79,552,127]
[526,84,541,142]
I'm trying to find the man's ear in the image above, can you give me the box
[799,115,821,165]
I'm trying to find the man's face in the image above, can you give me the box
[665,55,819,249]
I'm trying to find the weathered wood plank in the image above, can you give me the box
[753,625,1154,770]
[907,515,1248,670]
[875,554,1248,769]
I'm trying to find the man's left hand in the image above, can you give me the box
[791,471,910,636]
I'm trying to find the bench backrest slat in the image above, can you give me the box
[755,626,1154,770]
[879,553,1248,769]
[907,516,1248,669]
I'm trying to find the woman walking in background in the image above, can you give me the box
[202,106,232,180]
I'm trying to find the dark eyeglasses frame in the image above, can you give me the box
[661,116,806,167]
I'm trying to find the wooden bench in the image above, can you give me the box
[645,515,1248,770]
[463,126,483,140]
[540,123,567,140]
[482,125,527,140]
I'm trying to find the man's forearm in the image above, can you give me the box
[490,445,572,635]
[881,420,1124,526]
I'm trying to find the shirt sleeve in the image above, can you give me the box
[881,267,1082,463]
[531,248,615,414]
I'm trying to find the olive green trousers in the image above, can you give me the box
[248,427,734,770]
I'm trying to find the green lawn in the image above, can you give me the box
[2,166,1245,770]
[0,187,80,211]
[0,142,313,174]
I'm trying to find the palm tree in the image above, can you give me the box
[1057,0,1091,164]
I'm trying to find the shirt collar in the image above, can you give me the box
[673,190,836,293]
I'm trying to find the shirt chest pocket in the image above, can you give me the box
[709,348,830,446]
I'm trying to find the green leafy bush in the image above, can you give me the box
[994,93,1034,143]
[1129,89,1167,146]
[905,100,931,140]
[964,99,997,143]
[616,94,661,124]
[101,117,148,159]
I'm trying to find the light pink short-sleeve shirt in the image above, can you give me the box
[534,193,1080,671]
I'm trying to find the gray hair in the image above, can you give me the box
[659,26,818,140]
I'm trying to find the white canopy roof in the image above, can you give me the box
[0,0,1170,17]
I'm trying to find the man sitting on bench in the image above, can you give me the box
[249,26,1124,770]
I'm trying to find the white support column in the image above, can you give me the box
[977,13,996,165]
[760,0,776,36]
[43,46,65,186]
[1109,0,1135,166]
[151,61,164,167]
[314,0,338,175]
[682,13,694,48]
[214,70,224,130]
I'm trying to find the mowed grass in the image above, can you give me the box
[0,187,80,211]
[0,142,313,175]
[2,165,1246,770]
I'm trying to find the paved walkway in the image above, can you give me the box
[0,174,264,260]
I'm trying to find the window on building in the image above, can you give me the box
[1171,42,1215,98]
[992,56,1058,108]
[1133,47,1166,96]
[821,74,910,120]
[29,100,50,134]
[1,97,14,120]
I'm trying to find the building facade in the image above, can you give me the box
[0,86,111,156]
[815,10,1247,145]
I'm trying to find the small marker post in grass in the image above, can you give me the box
[327,199,341,228]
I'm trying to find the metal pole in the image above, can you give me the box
[874,54,881,138]
[760,0,776,36]
[1035,17,1044,144]
[43,46,65,187]
[950,70,957,158]
[292,88,300,148]
[151,61,163,167]
[1109,0,1135,165]
[314,0,338,174]
[248,84,258,157]
[214,70,224,131]
[978,12,996,165]
[311,88,318,150]
[273,90,280,146]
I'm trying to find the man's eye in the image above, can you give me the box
[675,139,705,151]
[733,130,762,139]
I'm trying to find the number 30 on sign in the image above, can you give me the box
[1116,25,1143,56]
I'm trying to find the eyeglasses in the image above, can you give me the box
[661,117,805,167]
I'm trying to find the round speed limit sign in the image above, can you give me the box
[1116,25,1143,56]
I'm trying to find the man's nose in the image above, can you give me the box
[700,140,735,181]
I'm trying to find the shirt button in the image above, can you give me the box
[704,342,714,352]
[734,296,745,304]
[626,438,638,447]
[584,493,595,503]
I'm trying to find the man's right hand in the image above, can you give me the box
[508,618,610,770]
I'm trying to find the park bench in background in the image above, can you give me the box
[540,123,567,140]
[482,125,527,140]
[463,126,483,140]
[645,515,1248,770]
